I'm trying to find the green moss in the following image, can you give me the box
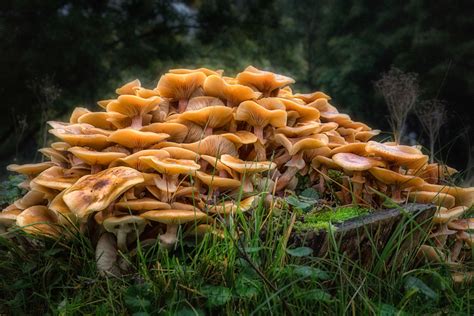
[294,205,370,232]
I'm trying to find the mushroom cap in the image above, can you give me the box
[7,162,55,176]
[178,106,233,129]
[177,135,238,157]
[69,107,91,124]
[274,133,329,155]
[170,68,223,77]
[366,141,428,169]
[13,190,46,210]
[200,196,257,215]
[38,148,69,164]
[293,91,331,103]
[195,170,241,189]
[31,166,89,190]
[235,100,287,128]
[49,128,111,149]
[276,122,321,137]
[139,156,200,175]
[203,75,261,105]
[109,149,170,171]
[277,98,320,122]
[187,96,225,110]
[48,190,76,224]
[107,128,169,148]
[448,218,474,231]
[78,112,127,130]
[330,143,368,156]
[304,146,332,161]
[457,231,474,247]
[415,184,474,208]
[217,131,258,146]
[160,147,200,160]
[432,206,467,224]
[16,205,59,237]
[333,153,385,171]
[97,99,116,109]
[140,209,208,225]
[369,167,425,188]
[68,147,127,166]
[51,142,71,151]
[220,154,276,173]
[320,111,352,125]
[0,209,22,227]
[140,122,188,142]
[62,167,144,219]
[200,155,235,176]
[134,87,161,98]
[236,66,295,93]
[311,156,341,170]
[355,130,380,142]
[156,72,206,100]
[107,95,161,117]
[115,198,171,211]
[408,191,456,209]
[115,79,141,95]
[103,215,147,234]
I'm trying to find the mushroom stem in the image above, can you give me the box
[391,185,403,203]
[116,229,128,252]
[274,152,291,167]
[254,141,266,161]
[450,239,463,262]
[178,99,188,113]
[254,126,265,145]
[205,126,213,136]
[96,232,120,277]
[317,166,328,194]
[275,166,299,192]
[130,115,143,129]
[160,224,179,249]
[342,176,352,204]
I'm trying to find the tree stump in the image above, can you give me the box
[290,203,436,271]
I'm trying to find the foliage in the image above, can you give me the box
[294,205,370,232]
[0,175,26,206]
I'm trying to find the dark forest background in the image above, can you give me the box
[0,0,473,180]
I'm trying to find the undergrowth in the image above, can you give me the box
[1,192,473,315]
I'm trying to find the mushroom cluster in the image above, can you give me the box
[1,66,473,276]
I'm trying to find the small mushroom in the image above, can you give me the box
[103,215,147,251]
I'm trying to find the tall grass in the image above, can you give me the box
[1,195,472,315]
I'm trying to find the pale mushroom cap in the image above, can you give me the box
[195,171,241,189]
[49,129,111,149]
[312,156,341,170]
[115,198,171,211]
[366,141,428,169]
[116,79,141,95]
[276,122,321,137]
[277,98,321,122]
[109,149,170,171]
[97,99,115,109]
[68,147,127,166]
[178,106,233,129]
[0,209,22,227]
[448,218,474,231]
[333,153,385,171]
[107,95,161,117]
[140,209,208,225]
[156,72,206,100]
[408,191,456,209]
[220,154,276,173]
[48,190,76,224]
[31,166,89,190]
[201,196,257,214]
[107,128,169,148]
[432,206,467,224]
[16,205,59,237]
[369,167,425,188]
[38,148,69,164]
[13,190,46,210]
[235,100,287,128]
[70,107,91,124]
[274,133,329,156]
[236,66,295,92]
[218,131,258,145]
[179,135,238,157]
[7,162,55,176]
[62,167,144,219]
[330,143,368,156]
[140,122,188,142]
[416,184,474,208]
[187,96,225,110]
[51,142,71,151]
[160,147,200,160]
[169,68,223,76]
[200,155,235,176]
[203,75,261,105]
[139,157,200,175]
[78,112,126,130]
[293,91,331,103]
[103,215,146,232]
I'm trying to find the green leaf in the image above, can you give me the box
[201,285,232,307]
[286,247,313,257]
[124,284,152,313]
[235,275,262,299]
[404,276,438,300]
[244,246,263,253]
[300,188,319,200]
[297,289,332,303]
[376,303,405,316]
[293,265,330,280]
[173,307,205,316]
